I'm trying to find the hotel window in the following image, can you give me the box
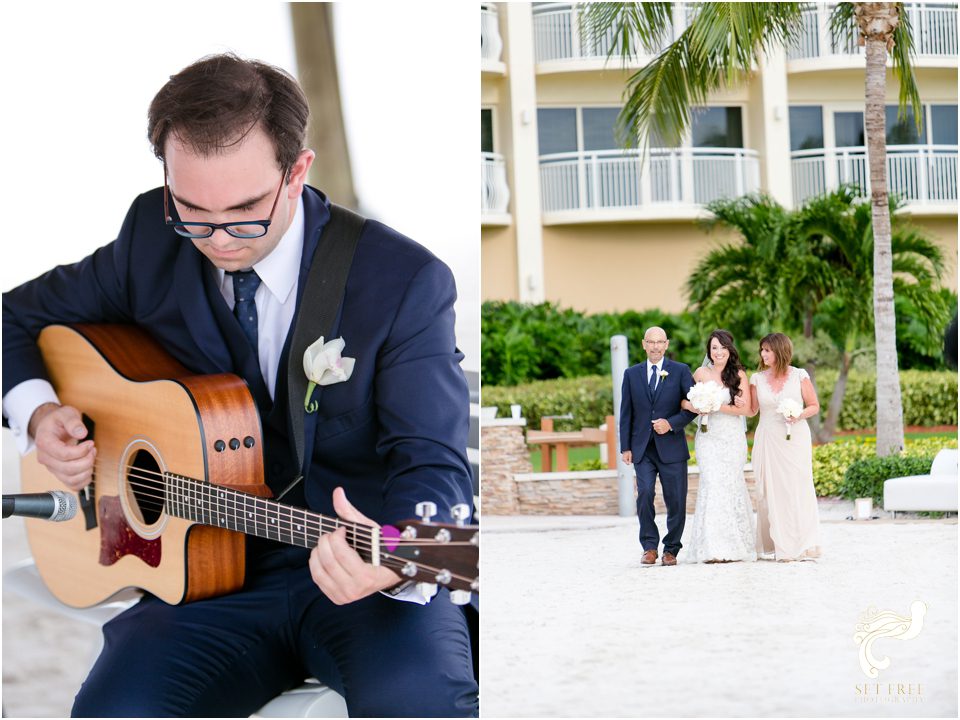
[834,111,865,147]
[691,107,744,148]
[789,106,824,151]
[931,105,958,145]
[537,108,578,155]
[886,106,927,145]
[481,108,494,153]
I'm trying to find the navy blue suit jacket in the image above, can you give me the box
[619,359,697,463]
[2,185,473,528]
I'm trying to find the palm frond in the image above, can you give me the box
[607,2,806,148]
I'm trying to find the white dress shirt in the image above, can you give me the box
[648,360,663,390]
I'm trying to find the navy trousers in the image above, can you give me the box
[71,545,477,718]
[634,438,688,556]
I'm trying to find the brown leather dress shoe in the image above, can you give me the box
[662,552,678,566]
[641,549,658,565]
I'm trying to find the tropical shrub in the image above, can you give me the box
[812,438,877,496]
[840,455,934,502]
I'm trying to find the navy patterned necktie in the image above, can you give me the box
[229,269,262,351]
[649,363,658,393]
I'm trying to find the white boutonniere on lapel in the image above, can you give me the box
[303,337,356,413]
[658,370,669,380]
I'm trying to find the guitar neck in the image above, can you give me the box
[163,473,377,561]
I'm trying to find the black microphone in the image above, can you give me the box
[2,491,78,522]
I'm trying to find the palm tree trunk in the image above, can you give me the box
[290,4,359,209]
[863,30,905,457]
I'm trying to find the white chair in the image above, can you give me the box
[883,449,959,517]
[2,560,348,717]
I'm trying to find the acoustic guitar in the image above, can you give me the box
[18,324,478,608]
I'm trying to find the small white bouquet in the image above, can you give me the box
[686,381,726,433]
[776,398,804,440]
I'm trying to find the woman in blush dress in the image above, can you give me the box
[681,330,756,563]
[748,333,822,561]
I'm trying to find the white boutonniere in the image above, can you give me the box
[659,370,669,380]
[303,336,356,413]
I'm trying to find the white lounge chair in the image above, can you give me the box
[883,449,959,517]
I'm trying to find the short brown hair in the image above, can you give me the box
[759,333,793,374]
[147,53,308,172]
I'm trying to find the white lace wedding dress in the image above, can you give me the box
[688,387,757,562]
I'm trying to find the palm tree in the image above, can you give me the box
[797,187,947,441]
[581,2,923,456]
[685,194,800,339]
[687,186,947,443]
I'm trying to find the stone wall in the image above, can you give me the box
[480,420,532,514]
[488,466,757,516]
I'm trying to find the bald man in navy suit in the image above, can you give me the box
[619,326,697,567]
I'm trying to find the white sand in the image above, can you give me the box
[480,514,958,717]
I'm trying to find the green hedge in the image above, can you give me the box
[814,369,957,428]
[841,455,935,502]
[812,436,958,497]
[483,375,613,432]
[483,370,957,435]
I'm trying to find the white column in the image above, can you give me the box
[504,3,545,303]
[758,46,794,207]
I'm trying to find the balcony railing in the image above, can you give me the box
[481,3,504,64]
[791,145,958,206]
[531,2,684,65]
[539,147,760,215]
[788,3,958,61]
[482,152,511,215]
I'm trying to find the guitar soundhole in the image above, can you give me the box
[129,449,165,525]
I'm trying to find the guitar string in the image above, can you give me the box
[81,463,476,551]
[86,468,476,551]
[76,465,477,584]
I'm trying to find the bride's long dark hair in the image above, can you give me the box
[706,329,744,404]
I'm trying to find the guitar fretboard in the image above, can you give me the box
[162,473,374,560]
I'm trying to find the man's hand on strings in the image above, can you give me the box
[309,487,402,604]
[30,403,96,491]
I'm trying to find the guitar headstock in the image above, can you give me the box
[379,502,478,603]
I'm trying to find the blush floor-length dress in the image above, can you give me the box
[750,367,822,560]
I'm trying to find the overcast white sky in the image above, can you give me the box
[0,2,478,369]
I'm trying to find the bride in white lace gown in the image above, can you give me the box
[681,330,757,563]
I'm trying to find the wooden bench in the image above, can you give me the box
[526,416,617,472]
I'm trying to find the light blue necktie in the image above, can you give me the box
[229,269,262,352]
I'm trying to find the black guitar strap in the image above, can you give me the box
[286,203,365,478]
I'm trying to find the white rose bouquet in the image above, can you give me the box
[776,398,804,440]
[686,381,726,433]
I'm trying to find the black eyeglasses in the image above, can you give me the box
[164,164,286,239]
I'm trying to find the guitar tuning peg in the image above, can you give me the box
[417,582,438,600]
[451,503,471,527]
[415,501,437,524]
[450,590,472,605]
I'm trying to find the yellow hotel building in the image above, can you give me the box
[481,2,959,314]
